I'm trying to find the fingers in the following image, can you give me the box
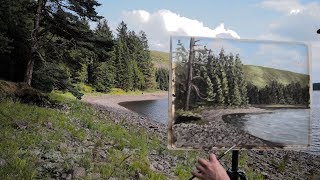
[195,163,205,173]
[198,157,209,167]
[209,153,218,163]
[191,170,203,179]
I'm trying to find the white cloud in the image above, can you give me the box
[260,0,304,15]
[260,0,320,82]
[120,9,240,51]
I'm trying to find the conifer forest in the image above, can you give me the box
[0,0,168,98]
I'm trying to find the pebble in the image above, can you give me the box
[72,167,86,179]
[0,158,6,167]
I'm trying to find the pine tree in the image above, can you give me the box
[221,68,229,106]
[215,75,224,105]
[206,76,214,102]
[231,84,241,106]
[139,31,155,90]
[23,0,102,85]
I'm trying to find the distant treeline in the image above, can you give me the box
[0,0,167,98]
[173,38,309,109]
[247,81,309,105]
[314,83,320,90]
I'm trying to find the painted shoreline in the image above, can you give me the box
[173,107,287,149]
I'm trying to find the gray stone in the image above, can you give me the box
[61,173,67,179]
[66,173,72,180]
[72,167,86,179]
[98,150,107,159]
[44,121,53,129]
[13,120,28,130]
[89,173,101,179]
[157,164,164,171]
[0,158,6,167]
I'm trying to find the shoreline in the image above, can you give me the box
[82,93,320,179]
[173,107,286,149]
[82,92,167,111]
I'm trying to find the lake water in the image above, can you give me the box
[223,109,309,145]
[119,91,320,154]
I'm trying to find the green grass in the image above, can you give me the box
[0,92,168,179]
[75,83,95,93]
[243,65,309,88]
[150,50,170,69]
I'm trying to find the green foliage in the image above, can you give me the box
[247,81,309,105]
[75,83,95,93]
[155,68,169,91]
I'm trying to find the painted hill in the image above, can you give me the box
[243,65,309,88]
[150,50,169,69]
[149,51,309,88]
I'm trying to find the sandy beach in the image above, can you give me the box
[82,92,167,111]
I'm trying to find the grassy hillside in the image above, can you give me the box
[243,65,309,88]
[150,50,169,69]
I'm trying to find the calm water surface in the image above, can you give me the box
[119,92,320,154]
[223,109,309,145]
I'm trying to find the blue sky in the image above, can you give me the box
[94,0,320,82]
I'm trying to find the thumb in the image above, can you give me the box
[209,153,218,163]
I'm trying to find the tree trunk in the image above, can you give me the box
[24,0,43,85]
[185,37,195,110]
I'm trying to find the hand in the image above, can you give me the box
[192,153,230,180]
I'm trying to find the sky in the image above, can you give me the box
[94,0,320,82]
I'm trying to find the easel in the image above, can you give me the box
[227,150,247,180]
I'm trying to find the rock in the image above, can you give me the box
[13,120,28,130]
[98,150,107,159]
[0,158,6,167]
[61,173,67,179]
[157,164,164,171]
[43,162,59,170]
[88,173,101,179]
[66,173,72,180]
[59,143,68,150]
[261,171,268,178]
[122,148,130,154]
[72,167,86,179]
[44,121,53,129]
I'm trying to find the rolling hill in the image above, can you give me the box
[243,65,309,88]
[150,50,169,69]
[150,50,309,88]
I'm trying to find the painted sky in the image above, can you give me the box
[172,37,309,75]
[95,0,320,82]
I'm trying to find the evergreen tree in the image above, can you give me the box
[220,68,229,106]
[215,75,224,105]
[206,76,214,102]
[139,31,155,90]
[231,84,241,106]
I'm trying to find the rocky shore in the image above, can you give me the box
[173,107,283,149]
[83,93,320,179]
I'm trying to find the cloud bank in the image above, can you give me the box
[121,9,240,51]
